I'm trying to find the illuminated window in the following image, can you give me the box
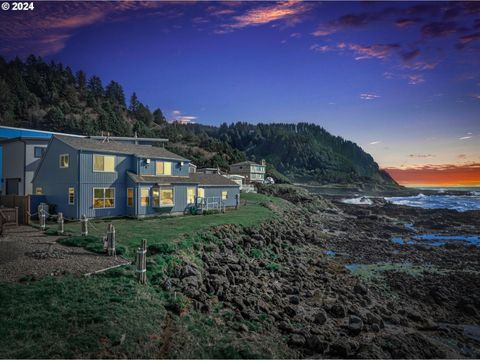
[222,191,228,200]
[156,161,172,175]
[68,187,75,205]
[93,155,115,172]
[93,188,115,208]
[140,188,149,207]
[59,154,69,168]
[127,188,134,207]
[198,187,205,199]
[35,187,43,195]
[187,187,195,204]
[152,187,174,207]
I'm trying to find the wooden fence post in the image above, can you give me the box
[81,214,88,236]
[39,209,46,231]
[107,223,116,256]
[136,239,147,284]
[57,212,64,235]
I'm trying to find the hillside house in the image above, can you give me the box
[229,160,266,184]
[32,136,240,219]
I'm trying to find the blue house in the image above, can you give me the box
[32,135,240,219]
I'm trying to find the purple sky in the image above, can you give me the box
[0,1,479,173]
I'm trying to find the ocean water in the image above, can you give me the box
[392,234,480,247]
[385,193,480,212]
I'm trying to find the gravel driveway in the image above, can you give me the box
[0,226,129,282]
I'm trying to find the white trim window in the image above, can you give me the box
[152,186,174,207]
[93,154,115,172]
[127,188,134,207]
[68,187,75,205]
[93,188,115,209]
[156,161,172,176]
[140,188,149,207]
[187,187,196,204]
[59,154,69,168]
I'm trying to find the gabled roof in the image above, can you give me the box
[230,161,262,167]
[55,135,188,161]
[127,172,240,187]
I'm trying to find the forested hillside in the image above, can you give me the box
[0,55,397,186]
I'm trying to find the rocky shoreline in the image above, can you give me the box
[161,185,480,358]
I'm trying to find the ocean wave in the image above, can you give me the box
[385,194,480,212]
[341,197,373,205]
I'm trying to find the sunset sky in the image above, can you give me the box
[0,1,479,187]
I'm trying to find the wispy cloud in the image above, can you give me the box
[361,93,381,100]
[170,110,197,124]
[369,140,381,145]
[219,1,310,31]
[348,43,400,60]
[409,154,435,158]
[407,74,425,85]
[459,136,472,140]
[309,44,334,53]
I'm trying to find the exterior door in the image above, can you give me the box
[6,178,20,195]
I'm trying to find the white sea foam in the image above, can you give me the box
[385,194,480,212]
[341,197,373,205]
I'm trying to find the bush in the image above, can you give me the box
[250,248,263,259]
[148,243,177,255]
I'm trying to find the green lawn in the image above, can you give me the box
[63,192,281,258]
[0,192,287,358]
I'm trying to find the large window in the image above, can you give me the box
[140,188,149,207]
[222,191,228,200]
[152,187,174,207]
[93,188,115,208]
[59,154,69,168]
[156,161,172,175]
[34,147,45,158]
[68,187,75,205]
[187,187,196,204]
[198,187,205,199]
[35,187,43,195]
[93,155,115,172]
[127,188,134,207]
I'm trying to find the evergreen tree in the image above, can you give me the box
[87,76,104,98]
[105,80,126,107]
[129,92,140,113]
[153,108,166,124]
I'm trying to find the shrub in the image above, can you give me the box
[148,243,177,255]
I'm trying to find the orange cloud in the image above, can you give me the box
[384,163,480,187]
[222,1,309,30]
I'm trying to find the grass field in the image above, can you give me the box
[62,192,282,258]
[0,192,285,358]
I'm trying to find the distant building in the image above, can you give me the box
[0,137,50,195]
[189,163,197,173]
[229,160,266,184]
[197,167,221,175]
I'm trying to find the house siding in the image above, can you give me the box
[202,186,239,207]
[24,140,48,195]
[2,141,24,195]
[32,138,79,218]
[78,151,133,218]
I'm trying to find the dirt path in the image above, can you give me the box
[0,226,129,282]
